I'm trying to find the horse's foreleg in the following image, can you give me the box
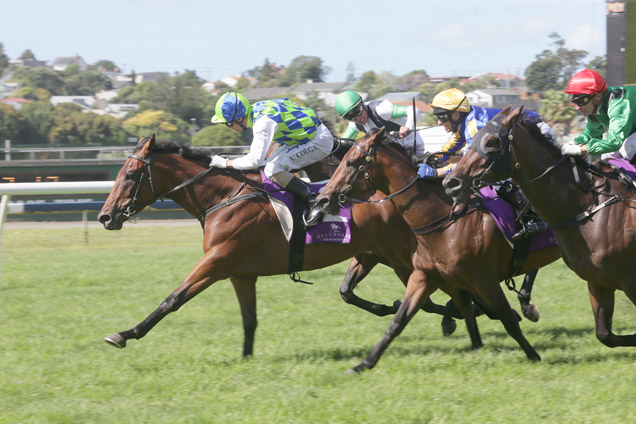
[445,289,483,349]
[230,275,257,357]
[588,281,636,347]
[105,254,230,349]
[518,270,539,322]
[475,282,540,361]
[347,270,441,374]
[339,254,399,316]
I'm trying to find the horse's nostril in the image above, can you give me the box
[98,214,110,224]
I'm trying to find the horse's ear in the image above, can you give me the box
[502,104,525,128]
[139,134,156,155]
[377,127,386,138]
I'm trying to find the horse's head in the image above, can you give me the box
[98,135,162,230]
[315,128,412,215]
[443,105,524,203]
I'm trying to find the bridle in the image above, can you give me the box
[336,139,418,206]
[123,152,213,220]
[467,117,568,191]
[464,115,630,229]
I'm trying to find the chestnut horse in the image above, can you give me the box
[443,105,636,348]
[315,128,561,372]
[98,135,474,357]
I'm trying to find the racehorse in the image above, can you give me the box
[443,105,636,349]
[314,128,561,372]
[97,135,473,357]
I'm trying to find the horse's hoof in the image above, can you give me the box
[344,367,360,375]
[522,304,540,322]
[104,334,126,349]
[391,300,402,313]
[441,318,457,337]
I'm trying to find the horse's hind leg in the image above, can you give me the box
[475,281,540,361]
[105,253,229,349]
[518,270,539,322]
[588,281,636,347]
[230,275,257,357]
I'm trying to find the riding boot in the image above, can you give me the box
[496,181,548,240]
[284,176,324,227]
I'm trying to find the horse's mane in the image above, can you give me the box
[372,128,414,165]
[135,137,212,167]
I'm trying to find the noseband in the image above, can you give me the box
[468,119,518,189]
[124,154,159,219]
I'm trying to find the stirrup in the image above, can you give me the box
[303,207,324,227]
[512,220,547,240]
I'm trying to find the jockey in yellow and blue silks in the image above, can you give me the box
[418,88,553,179]
[422,88,553,240]
[209,92,333,226]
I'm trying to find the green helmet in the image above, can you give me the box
[335,91,363,119]
[211,92,251,124]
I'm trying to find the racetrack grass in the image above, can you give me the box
[1,222,635,423]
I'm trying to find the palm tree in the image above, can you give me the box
[539,90,579,138]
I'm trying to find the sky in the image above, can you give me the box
[0,0,606,83]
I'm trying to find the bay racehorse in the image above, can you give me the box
[314,128,561,372]
[443,105,636,348]
[98,135,475,357]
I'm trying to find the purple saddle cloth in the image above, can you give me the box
[608,158,636,177]
[478,186,557,251]
[260,171,352,244]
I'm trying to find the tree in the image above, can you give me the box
[525,32,588,93]
[11,66,66,95]
[345,62,356,85]
[19,101,52,144]
[0,43,9,76]
[18,49,35,60]
[122,109,191,142]
[538,90,579,137]
[92,60,118,72]
[586,56,607,77]
[191,124,245,147]
[65,69,112,95]
[0,104,25,142]
[279,56,329,86]
[400,70,429,91]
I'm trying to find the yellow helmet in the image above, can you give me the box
[429,88,471,113]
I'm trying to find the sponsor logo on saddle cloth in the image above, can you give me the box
[479,186,557,250]
[260,171,352,244]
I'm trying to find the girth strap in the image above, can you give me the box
[197,192,265,226]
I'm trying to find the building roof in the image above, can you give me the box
[242,87,294,100]
[293,81,347,93]
[0,97,31,103]
[375,92,421,101]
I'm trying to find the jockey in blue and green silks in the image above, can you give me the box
[209,92,333,226]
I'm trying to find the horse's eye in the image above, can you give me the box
[125,171,136,180]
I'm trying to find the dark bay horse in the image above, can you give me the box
[315,128,561,372]
[443,105,636,348]
[98,135,472,357]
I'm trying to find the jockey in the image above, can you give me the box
[561,69,636,161]
[209,92,333,226]
[422,88,553,240]
[335,90,426,159]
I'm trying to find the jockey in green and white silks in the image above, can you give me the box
[209,92,333,226]
[335,91,425,159]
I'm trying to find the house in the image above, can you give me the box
[0,97,31,110]
[374,91,432,113]
[134,72,169,83]
[465,72,526,90]
[466,89,521,109]
[9,58,47,68]
[50,95,96,109]
[242,86,294,101]
[92,103,139,119]
[51,55,88,71]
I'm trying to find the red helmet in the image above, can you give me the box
[565,69,607,95]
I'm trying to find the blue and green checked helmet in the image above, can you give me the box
[211,92,251,124]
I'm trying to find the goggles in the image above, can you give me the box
[570,94,592,107]
[343,104,364,121]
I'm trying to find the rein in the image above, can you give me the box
[468,118,636,229]
[125,152,265,224]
